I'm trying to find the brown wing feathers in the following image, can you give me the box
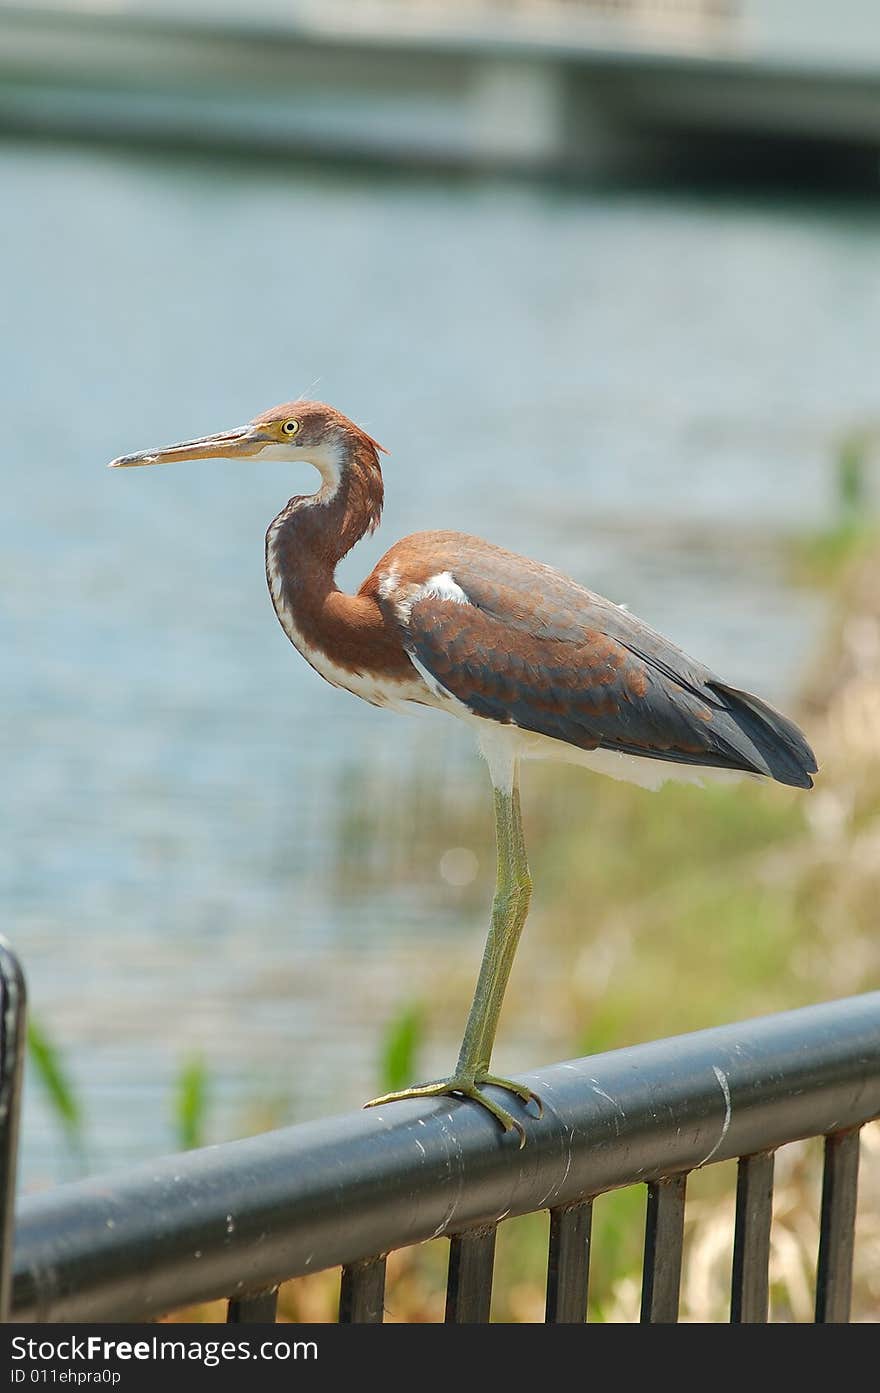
[382,534,816,789]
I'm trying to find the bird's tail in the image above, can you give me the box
[708,682,818,789]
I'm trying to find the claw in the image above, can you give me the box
[365,1080,454,1108]
[480,1074,543,1117]
[363,1072,539,1146]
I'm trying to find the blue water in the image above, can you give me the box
[3,139,877,1183]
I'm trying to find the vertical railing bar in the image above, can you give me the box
[640,1174,687,1324]
[338,1255,387,1324]
[227,1288,279,1323]
[0,941,26,1325]
[730,1151,775,1323]
[445,1227,497,1324]
[815,1129,861,1324]
[546,1200,592,1324]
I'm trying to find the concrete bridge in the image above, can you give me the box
[1,1,878,173]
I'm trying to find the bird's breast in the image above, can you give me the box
[265,531,431,711]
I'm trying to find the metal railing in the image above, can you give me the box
[2,940,878,1323]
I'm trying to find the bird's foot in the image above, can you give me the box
[364,1073,542,1148]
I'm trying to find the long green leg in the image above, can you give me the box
[453,779,532,1074]
[365,760,542,1145]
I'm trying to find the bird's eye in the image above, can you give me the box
[281,420,300,436]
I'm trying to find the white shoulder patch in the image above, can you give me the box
[395,570,471,625]
[422,571,470,606]
[378,562,400,600]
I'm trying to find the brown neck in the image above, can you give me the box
[265,440,413,685]
[269,440,384,587]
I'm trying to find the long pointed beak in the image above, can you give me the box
[108,425,265,468]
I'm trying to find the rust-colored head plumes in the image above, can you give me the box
[256,399,388,550]
[109,398,386,472]
[250,399,387,465]
[109,397,389,558]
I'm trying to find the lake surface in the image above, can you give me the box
[3,138,877,1183]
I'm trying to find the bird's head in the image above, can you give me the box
[108,400,387,491]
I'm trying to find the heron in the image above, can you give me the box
[110,400,817,1145]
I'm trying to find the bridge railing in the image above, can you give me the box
[2,940,878,1323]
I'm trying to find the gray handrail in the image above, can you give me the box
[13,992,880,1322]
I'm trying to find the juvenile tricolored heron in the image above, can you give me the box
[111,400,817,1144]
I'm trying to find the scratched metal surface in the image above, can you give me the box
[12,994,880,1321]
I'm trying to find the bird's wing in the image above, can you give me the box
[381,543,816,788]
